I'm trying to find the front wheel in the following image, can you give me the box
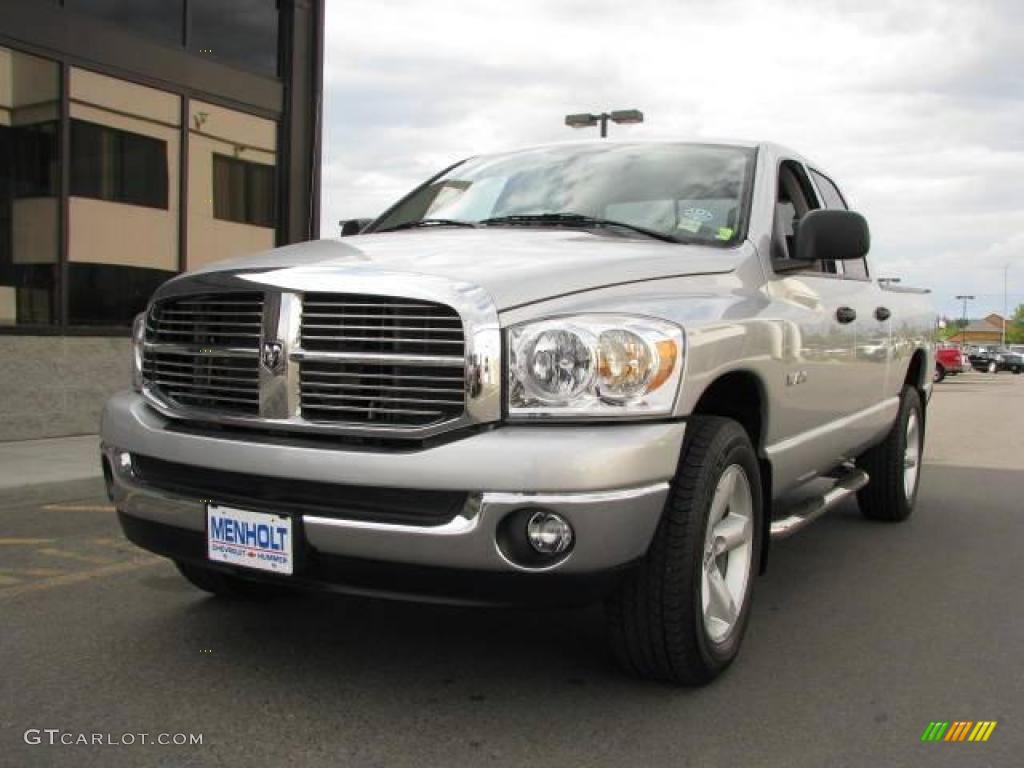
[606,416,762,685]
[933,364,945,383]
[856,387,924,522]
[987,361,997,373]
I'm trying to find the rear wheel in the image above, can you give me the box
[175,561,293,599]
[606,416,762,685]
[856,387,923,522]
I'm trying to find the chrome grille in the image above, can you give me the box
[142,293,263,415]
[299,294,466,426]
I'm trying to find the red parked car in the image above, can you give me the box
[934,346,969,382]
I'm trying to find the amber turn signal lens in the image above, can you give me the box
[647,340,678,392]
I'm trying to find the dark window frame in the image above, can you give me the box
[771,159,847,278]
[212,152,277,229]
[808,167,870,281]
[70,119,170,210]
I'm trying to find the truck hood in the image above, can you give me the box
[190,228,744,310]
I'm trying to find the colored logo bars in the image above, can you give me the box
[921,721,997,742]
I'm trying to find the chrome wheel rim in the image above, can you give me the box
[903,411,921,500]
[701,464,754,645]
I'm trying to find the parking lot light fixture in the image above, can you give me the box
[956,294,975,347]
[565,109,644,138]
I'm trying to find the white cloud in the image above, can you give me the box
[321,0,1024,318]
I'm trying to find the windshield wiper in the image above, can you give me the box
[376,218,478,233]
[478,213,683,243]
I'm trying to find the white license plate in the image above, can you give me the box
[207,505,293,575]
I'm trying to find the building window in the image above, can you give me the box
[189,0,280,77]
[71,120,169,209]
[213,154,275,228]
[67,68,181,327]
[188,100,277,271]
[0,48,61,327]
[64,0,186,45]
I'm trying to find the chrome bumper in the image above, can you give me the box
[101,392,684,574]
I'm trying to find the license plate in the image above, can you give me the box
[207,505,293,575]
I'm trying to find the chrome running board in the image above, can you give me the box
[770,468,870,540]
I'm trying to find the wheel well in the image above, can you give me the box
[905,349,928,395]
[691,371,771,573]
[692,371,764,450]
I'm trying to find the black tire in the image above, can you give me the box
[855,387,923,522]
[987,361,997,373]
[175,561,293,599]
[933,364,945,383]
[606,416,763,685]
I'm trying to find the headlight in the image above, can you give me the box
[508,315,684,418]
[131,312,146,392]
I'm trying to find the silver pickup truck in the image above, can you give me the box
[101,140,934,685]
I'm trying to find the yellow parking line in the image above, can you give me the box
[0,538,55,546]
[41,504,116,512]
[0,558,162,600]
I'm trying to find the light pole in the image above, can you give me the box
[1002,264,1009,347]
[565,109,644,138]
[956,294,975,348]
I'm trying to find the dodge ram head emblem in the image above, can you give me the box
[261,341,284,372]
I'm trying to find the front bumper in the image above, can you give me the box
[101,392,684,592]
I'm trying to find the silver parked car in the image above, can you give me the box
[102,141,934,684]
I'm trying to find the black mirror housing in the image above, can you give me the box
[794,209,870,262]
[339,218,373,237]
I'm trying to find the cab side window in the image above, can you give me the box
[809,169,869,279]
[773,161,841,275]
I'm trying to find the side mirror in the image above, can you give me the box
[339,218,373,237]
[794,209,870,262]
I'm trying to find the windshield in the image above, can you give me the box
[369,143,756,245]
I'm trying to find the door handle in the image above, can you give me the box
[836,306,857,324]
[875,306,891,322]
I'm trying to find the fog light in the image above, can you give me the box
[117,451,133,475]
[526,511,573,554]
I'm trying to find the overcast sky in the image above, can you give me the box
[321,0,1024,319]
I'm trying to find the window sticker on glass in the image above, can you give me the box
[677,219,702,234]
[716,227,735,241]
[681,207,714,223]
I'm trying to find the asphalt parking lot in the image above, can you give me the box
[1,373,1021,767]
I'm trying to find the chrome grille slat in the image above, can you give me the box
[151,379,258,395]
[303,313,461,322]
[301,382,463,395]
[302,302,439,310]
[147,360,259,375]
[301,324,463,333]
[142,293,263,416]
[300,394,462,407]
[301,370,464,383]
[170,393,260,407]
[300,403,444,416]
[152,319,262,328]
[299,292,466,427]
[149,371,257,385]
[301,335,464,345]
